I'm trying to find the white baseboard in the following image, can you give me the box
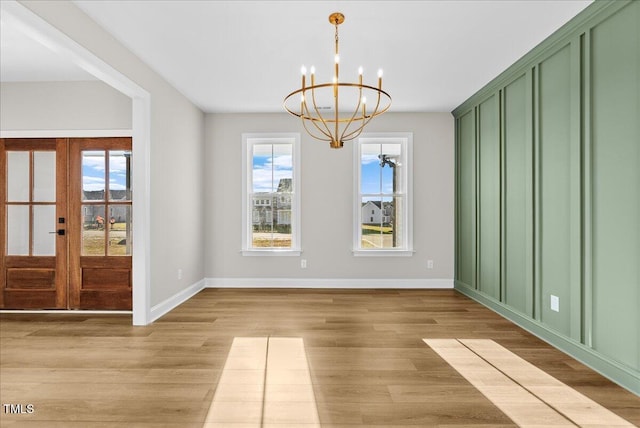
[205,277,453,289]
[149,279,206,323]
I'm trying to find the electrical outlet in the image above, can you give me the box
[301,259,307,269]
[177,268,183,280]
[427,260,434,269]
[550,295,559,312]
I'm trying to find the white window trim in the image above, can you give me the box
[241,133,301,256]
[353,132,414,257]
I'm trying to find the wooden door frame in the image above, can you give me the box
[2,2,151,324]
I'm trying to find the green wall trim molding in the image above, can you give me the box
[453,0,631,117]
[455,282,640,396]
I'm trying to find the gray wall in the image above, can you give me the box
[17,0,206,308]
[0,81,132,131]
[205,112,454,283]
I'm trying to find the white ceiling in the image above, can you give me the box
[0,11,96,82]
[2,1,593,113]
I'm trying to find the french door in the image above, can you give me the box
[1,137,132,310]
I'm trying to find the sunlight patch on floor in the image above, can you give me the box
[424,338,635,427]
[203,337,320,427]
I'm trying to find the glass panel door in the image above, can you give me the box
[1,138,67,309]
[69,137,132,310]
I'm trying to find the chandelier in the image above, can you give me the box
[283,12,392,149]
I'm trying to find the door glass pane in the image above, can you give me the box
[7,151,30,202]
[108,205,132,256]
[7,205,29,255]
[82,151,105,201]
[33,151,56,202]
[109,150,131,201]
[82,205,105,256]
[33,205,56,256]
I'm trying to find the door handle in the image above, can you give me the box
[49,229,65,236]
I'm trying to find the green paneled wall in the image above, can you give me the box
[537,43,581,339]
[590,1,640,372]
[456,110,476,290]
[453,0,640,394]
[503,74,533,316]
[478,95,501,300]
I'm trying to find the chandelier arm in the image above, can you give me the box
[340,115,370,142]
[301,94,336,142]
[339,86,364,143]
[341,93,380,141]
[300,116,332,142]
[341,124,367,143]
[308,84,335,138]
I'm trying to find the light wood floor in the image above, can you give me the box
[1,289,638,427]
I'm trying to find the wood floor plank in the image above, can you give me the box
[1,288,638,427]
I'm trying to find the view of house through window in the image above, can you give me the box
[355,134,412,253]
[243,134,300,253]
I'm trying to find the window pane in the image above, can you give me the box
[82,205,105,256]
[274,193,292,246]
[33,205,56,256]
[273,144,293,193]
[378,144,401,195]
[251,193,292,248]
[7,151,29,202]
[244,135,298,253]
[360,143,381,194]
[252,144,293,194]
[361,198,382,248]
[33,151,56,202]
[108,205,132,256]
[7,205,29,255]
[381,159,394,194]
[381,196,396,249]
[356,135,409,252]
[109,150,131,201]
[82,151,106,201]
[252,192,272,247]
[392,196,404,249]
[253,144,273,192]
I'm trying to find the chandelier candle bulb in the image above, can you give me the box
[283,12,391,149]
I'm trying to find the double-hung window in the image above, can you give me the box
[242,133,301,255]
[354,133,413,256]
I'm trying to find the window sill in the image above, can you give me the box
[352,249,414,257]
[241,249,302,257]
